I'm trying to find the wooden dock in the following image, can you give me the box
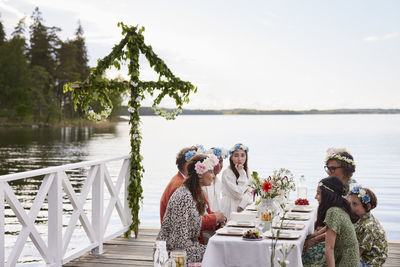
[64,227,400,266]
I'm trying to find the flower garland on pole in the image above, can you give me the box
[63,23,197,237]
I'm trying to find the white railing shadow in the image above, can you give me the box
[0,155,132,267]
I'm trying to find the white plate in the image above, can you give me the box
[216,227,251,236]
[227,220,255,227]
[264,231,301,239]
[291,206,313,212]
[245,203,257,211]
[272,222,305,230]
[283,213,310,220]
[242,236,263,241]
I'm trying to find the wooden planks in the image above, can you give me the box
[63,227,158,267]
[63,227,400,266]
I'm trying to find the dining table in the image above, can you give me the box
[201,204,318,267]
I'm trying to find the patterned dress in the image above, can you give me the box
[354,212,388,266]
[303,178,358,264]
[304,207,360,267]
[157,185,206,263]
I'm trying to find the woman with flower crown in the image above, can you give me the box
[220,143,253,220]
[349,186,388,267]
[203,147,228,212]
[303,148,358,265]
[157,154,219,263]
[324,148,357,194]
[304,176,360,267]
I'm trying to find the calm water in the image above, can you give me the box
[1,114,400,265]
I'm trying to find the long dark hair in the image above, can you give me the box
[315,176,359,229]
[183,154,206,215]
[229,145,249,180]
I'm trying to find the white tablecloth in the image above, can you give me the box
[202,207,317,267]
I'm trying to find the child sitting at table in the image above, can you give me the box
[349,186,388,267]
[304,176,360,267]
[220,143,253,220]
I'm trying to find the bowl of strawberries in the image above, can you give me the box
[295,198,309,206]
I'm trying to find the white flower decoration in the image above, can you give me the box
[359,189,366,197]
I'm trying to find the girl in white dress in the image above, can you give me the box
[220,143,253,220]
[203,147,228,212]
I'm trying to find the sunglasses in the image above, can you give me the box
[324,166,342,172]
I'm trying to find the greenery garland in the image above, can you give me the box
[63,22,196,237]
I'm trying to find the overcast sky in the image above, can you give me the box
[1,0,400,110]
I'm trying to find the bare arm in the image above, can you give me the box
[325,227,336,267]
[303,232,326,252]
[307,226,327,239]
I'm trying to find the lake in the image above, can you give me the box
[1,114,400,265]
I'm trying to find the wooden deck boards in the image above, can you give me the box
[64,227,400,266]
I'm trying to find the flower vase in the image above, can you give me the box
[257,198,279,232]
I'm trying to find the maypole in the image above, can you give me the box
[64,23,197,236]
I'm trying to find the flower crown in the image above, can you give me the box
[229,144,249,155]
[326,148,355,166]
[207,147,229,159]
[318,181,335,193]
[185,144,208,162]
[350,185,371,204]
[194,154,219,175]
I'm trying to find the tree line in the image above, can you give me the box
[0,7,122,125]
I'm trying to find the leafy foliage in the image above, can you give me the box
[64,22,197,236]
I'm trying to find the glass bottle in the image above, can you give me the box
[153,241,169,267]
[297,175,307,199]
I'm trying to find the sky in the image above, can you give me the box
[1,0,400,110]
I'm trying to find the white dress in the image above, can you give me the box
[202,175,222,212]
[220,167,253,220]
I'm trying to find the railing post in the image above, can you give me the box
[48,172,63,267]
[124,159,132,237]
[0,182,5,267]
[91,164,104,255]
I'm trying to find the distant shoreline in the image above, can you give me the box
[124,107,400,116]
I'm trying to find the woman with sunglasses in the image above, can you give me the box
[303,148,358,265]
[324,148,357,194]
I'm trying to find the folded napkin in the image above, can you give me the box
[230,211,257,221]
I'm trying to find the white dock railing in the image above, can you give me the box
[0,155,132,267]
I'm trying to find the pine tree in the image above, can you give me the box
[12,17,26,39]
[0,14,6,46]
[73,21,90,79]
[28,7,61,122]
[55,21,90,119]
[29,7,60,77]
[0,27,31,119]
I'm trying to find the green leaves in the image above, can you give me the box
[65,22,197,237]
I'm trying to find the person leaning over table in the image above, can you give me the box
[303,177,360,267]
[302,147,358,265]
[159,145,226,244]
[157,154,219,263]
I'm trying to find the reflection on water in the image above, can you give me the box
[0,125,118,265]
[1,115,400,265]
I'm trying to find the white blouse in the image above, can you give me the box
[202,175,222,212]
[220,167,253,220]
